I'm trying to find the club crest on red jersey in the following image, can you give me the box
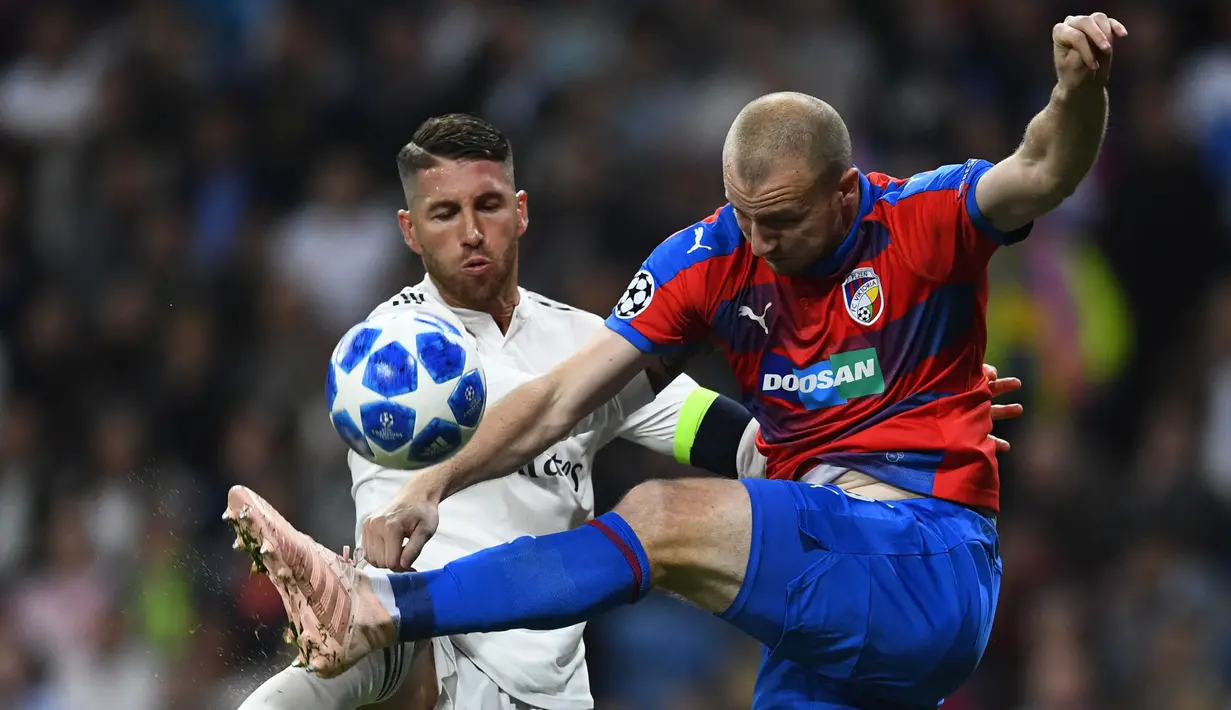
[842,267,884,326]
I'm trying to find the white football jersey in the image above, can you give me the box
[350,277,703,710]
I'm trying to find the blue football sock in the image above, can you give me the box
[384,512,652,641]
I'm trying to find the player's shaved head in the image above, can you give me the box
[721,93,862,275]
[722,92,852,189]
[397,114,515,200]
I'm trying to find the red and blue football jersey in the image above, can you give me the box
[605,159,1029,512]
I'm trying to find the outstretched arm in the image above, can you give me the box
[443,328,652,499]
[975,12,1127,233]
[364,328,654,569]
[617,342,767,479]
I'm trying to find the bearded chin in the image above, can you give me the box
[425,250,515,308]
[465,268,507,303]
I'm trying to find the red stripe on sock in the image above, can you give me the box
[586,519,644,603]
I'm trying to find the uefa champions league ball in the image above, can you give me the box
[326,311,487,469]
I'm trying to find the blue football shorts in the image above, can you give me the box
[719,478,1002,709]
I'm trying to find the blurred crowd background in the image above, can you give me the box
[2,0,1231,708]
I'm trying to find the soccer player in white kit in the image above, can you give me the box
[236,114,1023,710]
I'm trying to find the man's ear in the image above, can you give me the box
[515,190,529,239]
[398,209,421,254]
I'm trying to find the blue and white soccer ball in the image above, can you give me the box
[326,311,487,469]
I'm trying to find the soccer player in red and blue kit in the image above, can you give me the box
[228,12,1125,709]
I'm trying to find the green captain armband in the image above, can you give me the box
[673,387,753,478]
[673,388,720,464]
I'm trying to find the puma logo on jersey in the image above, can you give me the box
[738,302,772,334]
[686,226,712,254]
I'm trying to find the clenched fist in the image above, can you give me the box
[1053,12,1128,91]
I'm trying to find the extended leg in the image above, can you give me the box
[606,478,752,614]
[371,479,758,639]
[389,478,757,639]
[225,479,766,676]
[236,641,425,709]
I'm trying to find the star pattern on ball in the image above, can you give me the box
[327,309,486,467]
[448,369,487,428]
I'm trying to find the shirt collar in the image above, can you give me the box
[806,170,874,277]
[415,275,529,327]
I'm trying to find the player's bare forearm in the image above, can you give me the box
[412,329,653,503]
[1023,82,1106,192]
[976,79,1107,233]
[976,12,1125,232]
[426,374,567,500]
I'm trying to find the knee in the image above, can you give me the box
[611,478,741,569]
[612,479,676,544]
[610,478,752,609]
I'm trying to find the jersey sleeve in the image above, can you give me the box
[602,372,697,457]
[564,369,657,440]
[604,213,737,353]
[881,159,1032,282]
[604,374,766,479]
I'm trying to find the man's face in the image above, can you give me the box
[724,163,860,275]
[399,159,528,307]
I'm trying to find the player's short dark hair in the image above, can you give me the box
[396,114,514,195]
[723,93,852,189]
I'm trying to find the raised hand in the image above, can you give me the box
[1053,12,1128,90]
